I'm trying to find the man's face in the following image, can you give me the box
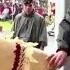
[23,3,34,15]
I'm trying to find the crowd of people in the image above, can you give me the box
[0,1,47,21]
[11,0,70,69]
[1,0,70,69]
[0,2,23,20]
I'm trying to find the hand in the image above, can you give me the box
[48,51,67,68]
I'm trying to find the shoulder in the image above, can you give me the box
[65,5,70,23]
[59,19,70,32]
[34,12,44,20]
[15,13,22,20]
[33,12,46,25]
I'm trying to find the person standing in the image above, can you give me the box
[12,0,47,50]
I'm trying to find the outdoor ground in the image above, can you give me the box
[0,20,13,31]
[0,20,13,38]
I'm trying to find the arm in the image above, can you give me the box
[49,6,70,68]
[48,23,69,68]
[38,18,47,50]
[56,6,70,56]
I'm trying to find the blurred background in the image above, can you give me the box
[0,0,70,70]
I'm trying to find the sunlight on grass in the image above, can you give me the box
[0,20,13,31]
[0,20,13,39]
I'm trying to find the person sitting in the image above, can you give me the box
[0,3,9,20]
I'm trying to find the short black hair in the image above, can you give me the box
[22,0,33,4]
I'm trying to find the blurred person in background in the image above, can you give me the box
[18,3,22,13]
[12,0,47,50]
[12,3,19,20]
[36,6,46,17]
[0,3,10,20]
[0,2,4,16]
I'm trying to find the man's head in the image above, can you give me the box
[23,0,33,4]
[22,0,34,15]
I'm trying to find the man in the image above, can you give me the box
[49,6,70,68]
[12,0,47,50]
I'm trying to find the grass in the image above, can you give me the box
[0,20,13,31]
[0,20,13,38]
